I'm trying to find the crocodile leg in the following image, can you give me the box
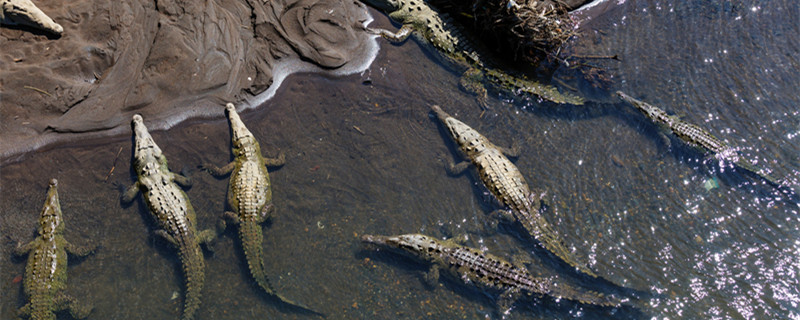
[445,160,471,175]
[201,161,235,177]
[13,240,35,256]
[154,229,178,246]
[54,293,92,319]
[369,24,413,42]
[17,303,31,318]
[196,229,217,248]
[257,203,275,223]
[498,142,521,158]
[120,182,140,203]
[497,287,521,315]
[423,264,441,287]
[459,67,489,109]
[263,152,286,167]
[218,211,239,233]
[64,241,96,257]
[171,172,193,188]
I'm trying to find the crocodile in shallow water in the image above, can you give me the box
[14,179,95,320]
[362,0,584,106]
[617,91,785,189]
[362,233,624,313]
[202,103,320,314]
[121,114,216,320]
[431,104,598,278]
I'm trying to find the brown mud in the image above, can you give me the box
[0,0,378,164]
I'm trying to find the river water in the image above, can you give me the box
[2,0,800,319]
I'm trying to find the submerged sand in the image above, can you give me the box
[0,0,378,163]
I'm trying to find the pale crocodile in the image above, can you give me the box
[617,91,784,189]
[1,0,63,35]
[201,103,320,314]
[431,104,598,278]
[362,0,584,106]
[13,179,95,320]
[362,233,624,313]
[121,114,216,320]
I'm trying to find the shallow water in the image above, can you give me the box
[3,0,800,319]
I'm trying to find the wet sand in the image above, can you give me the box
[0,0,378,164]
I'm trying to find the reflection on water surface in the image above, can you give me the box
[3,0,800,319]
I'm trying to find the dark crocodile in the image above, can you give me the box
[202,103,320,314]
[362,0,584,106]
[13,179,95,320]
[362,233,624,313]
[431,104,599,278]
[617,91,784,188]
[121,114,216,320]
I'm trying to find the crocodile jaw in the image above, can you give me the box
[617,91,666,122]
[225,103,254,143]
[431,105,483,153]
[38,178,63,236]
[362,233,441,260]
[131,114,163,160]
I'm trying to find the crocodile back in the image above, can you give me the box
[229,139,272,222]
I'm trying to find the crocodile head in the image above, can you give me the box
[361,233,445,261]
[131,114,166,168]
[617,91,669,122]
[431,105,484,154]
[224,103,260,156]
[38,179,64,236]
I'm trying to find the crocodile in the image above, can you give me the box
[431,104,598,278]
[201,103,320,314]
[13,179,95,320]
[362,233,624,313]
[361,0,584,106]
[617,91,784,189]
[121,114,216,320]
[1,0,63,35]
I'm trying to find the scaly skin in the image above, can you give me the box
[431,105,598,278]
[121,114,216,320]
[362,233,623,313]
[1,0,63,35]
[617,91,782,188]
[14,179,94,320]
[362,0,584,106]
[202,103,318,313]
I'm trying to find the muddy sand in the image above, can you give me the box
[0,0,378,163]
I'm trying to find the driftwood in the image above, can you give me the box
[431,0,588,65]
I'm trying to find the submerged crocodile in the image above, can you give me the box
[14,179,95,320]
[362,0,584,106]
[202,103,319,314]
[362,233,624,313]
[617,91,783,188]
[121,114,216,320]
[431,105,598,278]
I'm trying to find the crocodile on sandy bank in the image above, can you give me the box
[13,179,95,320]
[1,0,63,35]
[121,114,216,320]
[201,103,320,314]
[361,0,584,106]
[431,104,599,278]
[362,233,624,313]
[617,91,785,190]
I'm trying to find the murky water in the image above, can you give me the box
[3,0,800,319]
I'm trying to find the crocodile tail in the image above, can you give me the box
[239,221,321,314]
[177,240,205,320]
[551,285,627,307]
[517,208,598,278]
